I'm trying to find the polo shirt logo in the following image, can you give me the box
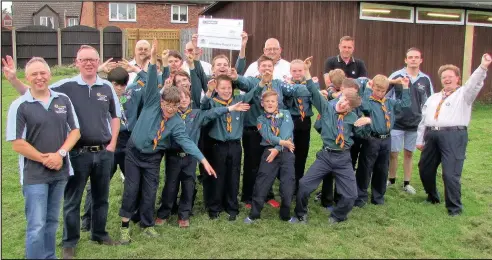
[352,71,355,75]
[96,92,108,102]
[54,104,67,114]
[446,102,451,106]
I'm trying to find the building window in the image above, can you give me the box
[466,10,492,27]
[3,19,12,26]
[40,16,54,29]
[359,2,414,23]
[416,7,465,25]
[67,17,79,27]
[171,5,188,23]
[109,3,136,22]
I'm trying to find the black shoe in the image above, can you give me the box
[424,197,441,204]
[91,236,120,246]
[448,211,462,217]
[354,200,366,208]
[209,212,219,220]
[228,215,237,221]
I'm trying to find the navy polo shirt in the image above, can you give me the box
[324,55,368,79]
[49,75,121,147]
[6,89,80,185]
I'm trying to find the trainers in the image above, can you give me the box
[243,216,254,224]
[245,203,252,209]
[314,191,322,202]
[403,184,416,195]
[155,217,168,226]
[267,199,280,208]
[120,227,131,245]
[143,227,159,238]
[120,172,125,182]
[386,180,394,188]
[288,215,307,224]
[178,219,190,228]
[328,216,339,224]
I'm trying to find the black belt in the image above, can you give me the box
[265,146,291,153]
[371,133,391,139]
[214,139,241,144]
[323,146,346,153]
[167,150,188,157]
[426,126,467,131]
[76,144,107,153]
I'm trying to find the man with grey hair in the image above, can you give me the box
[4,56,81,259]
[4,44,122,258]
[128,39,151,84]
[243,38,291,80]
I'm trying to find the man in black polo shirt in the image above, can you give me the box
[4,45,122,258]
[5,57,81,259]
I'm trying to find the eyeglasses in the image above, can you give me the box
[78,58,99,64]
[264,48,280,52]
[161,102,178,111]
[186,48,194,53]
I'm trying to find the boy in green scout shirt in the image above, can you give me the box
[354,75,411,207]
[244,90,297,223]
[291,57,372,224]
[118,39,216,244]
[200,74,262,221]
[155,86,249,228]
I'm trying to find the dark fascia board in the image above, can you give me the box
[32,4,59,16]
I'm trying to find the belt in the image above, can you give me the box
[168,150,188,157]
[77,144,107,153]
[371,133,390,139]
[323,146,346,153]
[265,146,291,153]
[426,126,467,131]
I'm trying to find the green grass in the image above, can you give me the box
[2,76,492,258]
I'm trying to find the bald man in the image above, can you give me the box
[181,41,212,76]
[243,38,291,80]
[128,40,151,84]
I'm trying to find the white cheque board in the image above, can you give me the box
[197,18,243,51]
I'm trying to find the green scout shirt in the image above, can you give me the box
[130,63,204,161]
[281,79,319,118]
[257,109,294,151]
[306,79,370,150]
[200,86,261,141]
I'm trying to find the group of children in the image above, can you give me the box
[102,37,412,244]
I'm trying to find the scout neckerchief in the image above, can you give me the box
[213,97,233,132]
[153,116,168,150]
[290,79,307,121]
[434,88,458,120]
[265,110,280,137]
[334,102,348,149]
[119,95,128,127]
[370,96,390,131]
[178,106,193,120]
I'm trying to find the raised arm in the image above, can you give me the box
[462,54,490,104]
[390,77,411,112]
[142,39,160,108]
[2,56,29,95]
[304,56,327,115]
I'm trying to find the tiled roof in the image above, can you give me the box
[12,2,82,28]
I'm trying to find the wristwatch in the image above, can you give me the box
[58,149,67,157]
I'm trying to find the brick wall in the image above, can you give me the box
[80,1,96,27]
[94,2,208,29]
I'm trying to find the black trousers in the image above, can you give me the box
[157,152,197,220]
[119,140,163,228]
[419,128,467,215]
[295,149,357,222]
[292,116,311,193]
[241,127,274,203]
[249,149,295,221]
[198,125,214,207]
[204,139,242,216]
[355,137,391,205]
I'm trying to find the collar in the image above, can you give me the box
[74,74,106,86]
[337,55,355,64]
[24,89,59,102]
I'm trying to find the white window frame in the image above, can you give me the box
[359,3,414,23]
[109,3,137,22]
[67,17,79,27]
[40,16,54,29]
[466,10,492,27]
[3,19,12,27]
[416,7,465,25]
[171,5,188,24]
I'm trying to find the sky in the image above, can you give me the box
[2,1,12,12]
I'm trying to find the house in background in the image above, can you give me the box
[80,1,213,29]
[2,13,13,28]
[12,2,81,29]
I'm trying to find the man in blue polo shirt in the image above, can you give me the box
[5,57,81,259]
[4,45,122,258]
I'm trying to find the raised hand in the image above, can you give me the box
[161,49,169,67]
[265,148,279,163]
[241,31,248,47]
[2,55,17,81]
[228,101,250,112]
[228,68,238,81]
[191,34,198,48]
[261,71,273,85]
[320,89,329,99]
[151,38,158,58]
[401,77,410,89]
[119,58,141,73]
[481,53,491,69]
[207,79,217,92]
[163,77,173,89]
[98,58,117,73]
[304,56,313,70]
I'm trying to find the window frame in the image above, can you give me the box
[359,2,415,23]
[171,5,189,24]
[416,7,465,25]
[67,17,79,27]
[109,3,137,22]
[465,10,492,27]
[40,16,54,29]
[3,19,12,27]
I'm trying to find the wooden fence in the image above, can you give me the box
[125,28,180,60]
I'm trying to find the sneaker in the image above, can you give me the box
[267,199,280,208]
[209,212,220,220]
[386,180,394,188]
[314,191,322,202]
[288,215,307,224]
[245,203,252,209]
[403,184,416,195]
[178,219,190,228]
[143,227,159,238]
[120,227,131,245]
[328,216,339,224]
[155,218,168,226]
[120,172,125,182]
[228,214,237,221]
[243,216,254,224]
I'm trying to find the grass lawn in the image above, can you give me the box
[2,75,492,258]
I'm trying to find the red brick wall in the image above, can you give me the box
[94,2,208,29]
[80,1,96,27]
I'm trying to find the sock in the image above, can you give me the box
[389,178,396,184]
[122,221,129,228]
[404,181,410,187]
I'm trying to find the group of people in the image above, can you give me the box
[3,30,490,259]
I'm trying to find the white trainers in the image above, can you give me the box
[403,184,416,195]
[120,172,125,182]
[386,180,393,187]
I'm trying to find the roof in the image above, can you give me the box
[12,2,82,28]
[200,1,230,15]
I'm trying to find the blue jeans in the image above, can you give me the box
[23,179,67,259]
